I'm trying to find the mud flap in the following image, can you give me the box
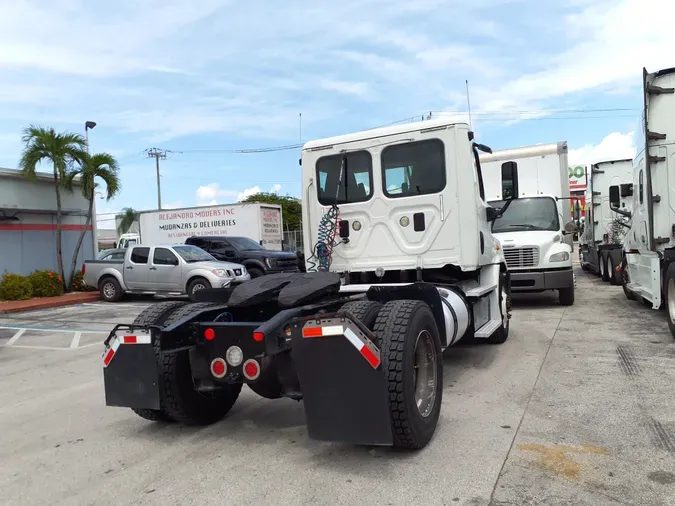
[291,315,393,446]
[102,328,161,410]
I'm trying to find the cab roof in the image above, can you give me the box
[302,118,467,151]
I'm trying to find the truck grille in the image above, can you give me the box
[275,257,298,270]
[503,247,539,269]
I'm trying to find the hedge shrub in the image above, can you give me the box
[0,273,33,301]
[71,270,94,292]
[28,270,64,298]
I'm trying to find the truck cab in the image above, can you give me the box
[480,143,575,305]
[622,67,675,337]
[117,233,140,249]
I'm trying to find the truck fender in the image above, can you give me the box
[365,283,449,348]
[184,272,216,292]
[98,269,127,291]
[243,259,266,272]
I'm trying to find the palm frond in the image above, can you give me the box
[117,207,139,235]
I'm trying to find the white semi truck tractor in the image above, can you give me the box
[100,118,517,450]
[580,158,633,284]
[480,143,576,305]
[622,67,675,338]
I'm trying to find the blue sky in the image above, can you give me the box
[0,0,672,230]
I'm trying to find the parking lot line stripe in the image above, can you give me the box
[6,328,26,346]
[0,344,80,351]
[0,325,108,334]
[70,332,82,349]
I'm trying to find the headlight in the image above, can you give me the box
[549,251,570,262]
[211,269,231,277]
[264,258,276,269]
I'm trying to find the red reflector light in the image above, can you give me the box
[243,359,260,380]
[211,358,227,378]
[103,348,115,367]
[253,331,264,342]
[302,327,323,338]
[123,335,137,344]
[204,328,215,341]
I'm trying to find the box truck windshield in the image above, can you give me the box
[490,197,560,233]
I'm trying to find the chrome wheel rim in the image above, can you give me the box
[599,259,604,277]
[501,289,509,329]
[668,279,675,324]
[103,282,115,299]
[192,283,206,293]
[609,257,614,278]
[412,330,437,418]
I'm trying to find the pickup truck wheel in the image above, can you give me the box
[372,300,442,450]
[340,300,382,330]
[187,277,211,296]
[100,277,123,302]
[248,268,264,279]
[156,303,242,425]
[129,301,189,423]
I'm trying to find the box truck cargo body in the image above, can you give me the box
[480,142,575,305]
[116,202,284,251]
[580,159,633,284]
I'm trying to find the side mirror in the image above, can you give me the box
[501,161,519,200]
[564,221,579,234]
[487,199,513,222]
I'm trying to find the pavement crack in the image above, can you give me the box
[488,306,567,506]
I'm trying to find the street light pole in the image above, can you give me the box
[85,121,98,255]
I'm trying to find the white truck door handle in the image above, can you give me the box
[126,266,133,270]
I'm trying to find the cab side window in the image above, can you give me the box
[130,247,150,264]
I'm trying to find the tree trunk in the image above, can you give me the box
[68,191,93,291]
[54,162,66,291]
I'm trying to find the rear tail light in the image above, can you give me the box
[253,331,264,342]
[204,328,215,341]
[243,359,260,380]
[211,358,227,378]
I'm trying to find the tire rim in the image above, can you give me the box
[599,259,604,277]
[192,283,206,293]
[412,330,437,418]
[609,257,614,279]
[501,289,510,329]
[668,279,675,325]
[103,282,115,299]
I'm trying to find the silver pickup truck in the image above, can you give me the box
[83,244,250,302]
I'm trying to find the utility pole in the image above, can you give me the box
[147,148,167,209]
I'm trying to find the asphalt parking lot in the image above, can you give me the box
[1,266,675,506]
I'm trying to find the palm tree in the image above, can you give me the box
[19,126,87,288]
[64,153,121,290]
[117,207,139,236]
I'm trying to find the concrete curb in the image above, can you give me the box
[0,292,100,314]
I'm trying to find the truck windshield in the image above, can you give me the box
[490,197,560,233]
[173,245,215,263]
[229,237,265,251]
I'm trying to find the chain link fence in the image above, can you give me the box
[283,230,304,252]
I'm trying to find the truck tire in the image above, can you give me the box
[248,268,264,279]
[340,300,383,330]
[608,254,619,285]
[99,276,124,302]
[559,284,575,306]
[665,264,675,339]
[155,302,242,425]
[600,252,610,282]
[187,277,211,296]
[488,274,511,344]
[372,300,443,450]
[621,256,636,301]
[129,301,189,423]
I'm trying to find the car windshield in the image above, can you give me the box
[229,237,265,251]
[173,245,215,263]
[490,197,560,233]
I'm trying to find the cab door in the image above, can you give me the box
[124,247,151,289]
[149,247,183,291]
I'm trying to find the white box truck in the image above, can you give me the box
[622,67,675,338]
[579,158,633,284]
[480,142,576,305]
[116,202,284,251]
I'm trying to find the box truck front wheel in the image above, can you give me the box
[559,285,575,306]
[665,264,675,340]
[372,300,443,450]
[488,274,511,344]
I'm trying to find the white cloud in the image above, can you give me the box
[321,80,368,97]
[163,200,183,209]
[237,186,261,202]
[195,183,237,205]
[271,184,282,193]
[569,131,636,166]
